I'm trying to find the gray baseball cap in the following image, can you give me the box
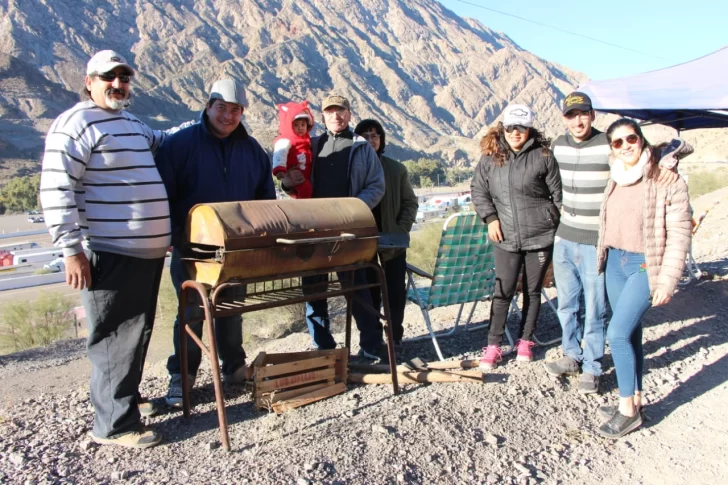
[209,79,248,108]
[86,50,135,76]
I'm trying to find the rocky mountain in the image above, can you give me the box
[0,0,587,173]
[1,0,722,179]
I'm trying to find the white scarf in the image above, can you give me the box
[610,148,650,186]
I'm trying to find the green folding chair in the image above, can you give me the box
[405,212,513,360]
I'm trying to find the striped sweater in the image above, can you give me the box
[40,100,171,259]
[551,129,611,246]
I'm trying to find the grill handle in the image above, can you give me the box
[276,233,356,245]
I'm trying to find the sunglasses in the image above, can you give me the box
[505,125,528,134]
[96,72,131,83]
[610,134,640,149]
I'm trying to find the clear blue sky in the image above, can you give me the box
[437,0,727,81]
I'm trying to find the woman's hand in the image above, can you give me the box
[488,220,503,243]
[651,289,672,306]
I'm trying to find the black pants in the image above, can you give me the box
[366,251,407,343]
[83,250,164,438]
[488,245,553,346]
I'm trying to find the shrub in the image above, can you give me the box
[407,222,443,275]
[0,291,74,353]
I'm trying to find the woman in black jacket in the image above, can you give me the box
[471,104,562,370]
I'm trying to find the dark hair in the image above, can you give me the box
[354,119,386,155]
[605,118,660,180]
[479,122,552,166]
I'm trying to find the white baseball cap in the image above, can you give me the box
[86,50,135,76]
[209,79,248,108]
[502,104,534,128]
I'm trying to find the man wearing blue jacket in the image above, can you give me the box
[280,94,386,360]
[155,79,276,407]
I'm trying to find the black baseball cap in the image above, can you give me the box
[562,92,593,114]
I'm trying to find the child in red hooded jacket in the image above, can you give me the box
[272,101,314,198]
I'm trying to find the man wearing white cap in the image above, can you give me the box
[155,78,276,408]
[40,50,170,448]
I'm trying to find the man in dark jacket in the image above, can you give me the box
[155,79,276,407]
[354,119,418,345]
[280,95,386,360]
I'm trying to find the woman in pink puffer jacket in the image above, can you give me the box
[595,118,692,439]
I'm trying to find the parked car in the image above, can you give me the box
[43,257,65,273]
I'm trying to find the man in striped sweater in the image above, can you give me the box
[40,50,170,449]
[545,92,679,394]
[544,92,610,394]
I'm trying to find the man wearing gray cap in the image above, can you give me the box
[280,94,387,360]
[155,78,276,408]
[40,49,170,448]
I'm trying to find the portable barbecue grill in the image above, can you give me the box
[177,198,399,451]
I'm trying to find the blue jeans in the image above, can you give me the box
[552,238,607,376]
[166,249,246,378]
[303,269,384,353]
[605,249,652,398]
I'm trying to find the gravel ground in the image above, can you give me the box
[1,191,727,485]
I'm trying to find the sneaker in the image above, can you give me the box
[357,345,390,363]
[598,405,645,421]
[89,428,162,449]
[515,340,536,362]
[137,395,158,418]
[597,410,643,439]
[223,365,252,385]
[543,356,580,377]
[165,374,196,409]
[578,373,600,394]
[479,345,502,370]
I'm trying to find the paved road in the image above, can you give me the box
[0,282,81,306]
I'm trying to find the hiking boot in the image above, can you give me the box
[578,373,600,394]
[598,410,643,439]
[543,356,580,377]
[515,340,536,362]
[598,405,645,421]
[479,345,502,370]
[223,365,252,385]
[89,428,162,449]
[357,345,390,364]
[137,395,158,418]
[165,374,196,409]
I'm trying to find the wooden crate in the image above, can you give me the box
[252,348,348,413]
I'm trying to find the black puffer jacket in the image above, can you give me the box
[471,138,562,252]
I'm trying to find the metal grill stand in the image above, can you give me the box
[178,261,399,451]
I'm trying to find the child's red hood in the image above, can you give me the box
[277,101,313,140]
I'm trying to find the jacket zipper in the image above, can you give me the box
[508,152,522,251]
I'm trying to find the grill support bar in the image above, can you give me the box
[178,261,399,451]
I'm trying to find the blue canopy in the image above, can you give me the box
[578,46,728,131]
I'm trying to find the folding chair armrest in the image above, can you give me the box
[406,263,434,280]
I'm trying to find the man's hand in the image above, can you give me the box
[651,289,671,306]
[487,220,503,243]
[65,253,92,290]
[281,168,305,189]
[656,167,679,187]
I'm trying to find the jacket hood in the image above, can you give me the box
[277,101,313,142]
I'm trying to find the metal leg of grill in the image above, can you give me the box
[345,293,353,351]
[374,264,399,394]
[180,281,231,452]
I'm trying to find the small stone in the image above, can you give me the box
[484,433,500,446]
[617,441,633,450]
[111,470,129,480]
[9,453,26,466]
[202,441,219,450]
[304,462,315,471]
[79,440,94,451]
[344,410,355,418]
[397,474,405,483]
[296,479,310,485]
[372,424,391,435]
[514,463,531,476]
